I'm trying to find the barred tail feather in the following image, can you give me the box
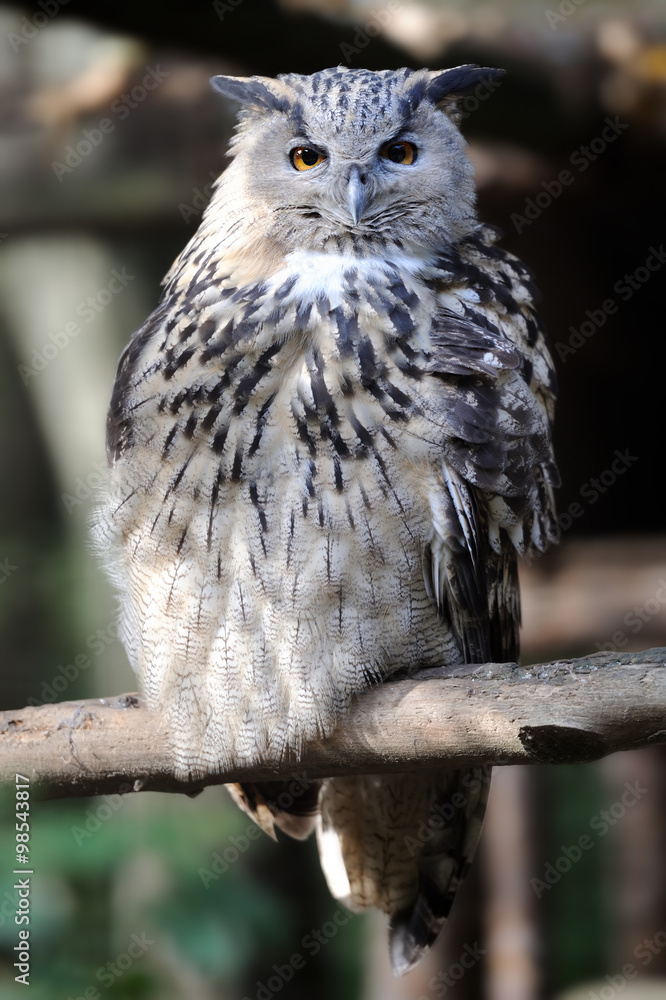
[316,768,490,975]
[389,767,491,975]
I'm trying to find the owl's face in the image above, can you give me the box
[208,66,504,259]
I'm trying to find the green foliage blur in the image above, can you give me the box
[0,784,366,997]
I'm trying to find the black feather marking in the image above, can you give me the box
[234,343,281,412]
[524,314,539,346]
[162,424,178,457]
[169,454,192,495]
[249,391,277,456]
[388,280,419,309]
[212,424,229,455]
[286,509,295,569]
[178,322,197,343]
[231,447,243,482]
[292,405,318,458]
[296,301,313,326]
[333,456,343,492]
[333,307,359,358]
[305,460,316,498]
[382,380,412,409]
[329,429,350,457]
[347,410,373,449]
[345,500,355,530]
[339,373,355,397]
[207,468,223,551]
[274,275,298,299]
[176,526,188,555]
[163,346,195,380]
[198,318,216,343]
[308,349,337,418]
[249,482,268,531]
[380,427,397,449]
[107,305,169,461]
[389,304,416,336]
[169,390,189,415]
[202,405,222,432]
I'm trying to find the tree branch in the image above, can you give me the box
[2,648,665,799]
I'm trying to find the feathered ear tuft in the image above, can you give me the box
[210,75,291,113]
[425,64,506,105]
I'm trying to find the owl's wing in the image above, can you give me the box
[387,296,558,972]
[422,305,558,656]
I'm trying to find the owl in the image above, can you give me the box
[96,65,558,974]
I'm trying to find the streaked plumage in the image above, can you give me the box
[96,65,558,974]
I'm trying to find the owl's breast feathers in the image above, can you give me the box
[100,224,558,775]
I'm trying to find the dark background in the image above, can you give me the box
[0,2,665,998]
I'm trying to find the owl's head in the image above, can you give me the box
[207,65,505,259]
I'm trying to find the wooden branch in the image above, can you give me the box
[2,648,665,799]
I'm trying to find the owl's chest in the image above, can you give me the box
[120,254,485,589]
[200,312,438,563]
[126,283,444,594]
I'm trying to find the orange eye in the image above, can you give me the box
[380,140,417,165]
[290,146,325,171]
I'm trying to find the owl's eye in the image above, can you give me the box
[380,140,417,165]
[290,146,325,171]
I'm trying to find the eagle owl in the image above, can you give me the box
[97,65,558,974]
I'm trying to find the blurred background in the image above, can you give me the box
[0,0,665,997]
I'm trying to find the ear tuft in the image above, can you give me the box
[210,75,290,113]
[426,64,506,104]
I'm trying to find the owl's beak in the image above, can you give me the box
[346,165,369,224]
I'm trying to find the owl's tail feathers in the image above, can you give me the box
[316,769,490,977]
[226,779,321,841]
[389,767,491,976]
